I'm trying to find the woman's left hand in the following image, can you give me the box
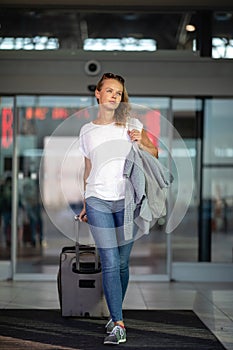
[128,129,142,144]
[128,129,158,157]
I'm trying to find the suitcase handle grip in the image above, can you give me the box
[74,213,88,222]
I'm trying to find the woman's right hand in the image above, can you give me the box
[79,207,88,222]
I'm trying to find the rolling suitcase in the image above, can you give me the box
[57,216,109,318]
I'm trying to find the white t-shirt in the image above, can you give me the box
[79,119,143,200]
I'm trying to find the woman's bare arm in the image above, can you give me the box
[140,129,158,158]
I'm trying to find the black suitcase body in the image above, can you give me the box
[58,218,109,318]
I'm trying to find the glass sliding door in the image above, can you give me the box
[0,97,14,263]
[14,96,93,276]
[203,99,233,263]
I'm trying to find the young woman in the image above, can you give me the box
[79,72,158,345]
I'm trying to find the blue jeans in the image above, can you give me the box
[85,196,134,322]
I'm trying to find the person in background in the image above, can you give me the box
[0,176,12,247]
[79,72,158,345]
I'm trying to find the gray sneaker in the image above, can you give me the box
[104,325,126,345]
[105,318,114,334]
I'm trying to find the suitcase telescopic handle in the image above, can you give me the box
[74,216,80,270]
[74,214,80,242]
[73,214,99,272]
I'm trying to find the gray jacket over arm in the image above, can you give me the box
[123,142,173,240]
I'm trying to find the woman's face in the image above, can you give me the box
[95,78,123,110]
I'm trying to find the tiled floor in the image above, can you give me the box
[0,280,232,349]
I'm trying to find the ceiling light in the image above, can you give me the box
[83,37,156,51]
[186,24,196,32]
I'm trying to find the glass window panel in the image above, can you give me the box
[203,168,233,262]
[171,98,202,262]
[204,99,233,165]
[212,12,233,59]
[203,98,233,263]
[0,97,14,258]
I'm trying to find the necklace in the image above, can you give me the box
[93,119,115,125]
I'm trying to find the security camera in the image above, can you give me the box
[84,60,101,76]
[87,84,96,92]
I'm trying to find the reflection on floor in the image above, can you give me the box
[0,280,232,350]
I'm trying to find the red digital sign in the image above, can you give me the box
[1,108,13,148]
[25,107,69,120]
[26,107,48,120]
[1,107,74,148]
